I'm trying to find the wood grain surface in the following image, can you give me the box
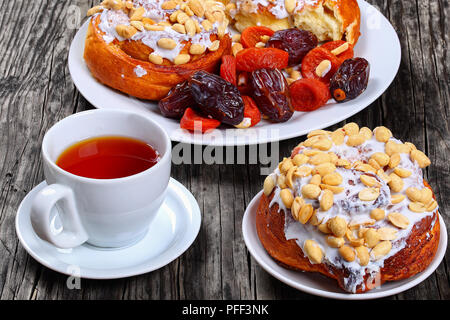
[0,0,448,299]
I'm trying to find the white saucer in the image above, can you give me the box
[16,178,201,279]
[242,190,447,300]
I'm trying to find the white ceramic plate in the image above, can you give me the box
[68,0,401,146]
[16,178,201,279]
[242,190,447,300]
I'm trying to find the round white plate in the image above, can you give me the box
[16,178,201,279]
[242,190,447,300]
[68,0,401,146]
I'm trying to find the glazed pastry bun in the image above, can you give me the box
[230,0,361,44]
[84,0,232,100]
[257,124,440,293]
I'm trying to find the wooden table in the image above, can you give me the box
[0,0,448,300]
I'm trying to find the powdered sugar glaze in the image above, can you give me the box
[95,0,227,62]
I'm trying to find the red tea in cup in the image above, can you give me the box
[56,136,159,179]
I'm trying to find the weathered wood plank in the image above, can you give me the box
[0,0,448,300]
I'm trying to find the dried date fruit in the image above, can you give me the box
[236,48,289,72]
[250,68,293,122]
[189,71,244,125]
[330,58,370,103]
[158,81,194,119]
[266,28,318,66]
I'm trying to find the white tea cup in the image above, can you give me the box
[30,109,171,249]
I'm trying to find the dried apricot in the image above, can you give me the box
[220,55,237,85]
[320,40,354,62]
[180,108,221,132]
[240,26,274,48]
[236,48,289,72]
[290,78,331,111]
[241,95,261,127]
[301,47,341,85]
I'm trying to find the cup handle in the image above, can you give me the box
[30,184,89,249]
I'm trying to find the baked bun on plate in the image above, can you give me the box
[231,0,360,44]
[84,0,232,100]
[257,123,440,293]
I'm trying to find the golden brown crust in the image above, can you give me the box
[256,181,440,293]
[83,16,231,100]
[234,0,361,44]
[331,0,361,44]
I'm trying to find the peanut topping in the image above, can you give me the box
[157,38,177,50]
[391,194,405,204]
[280,189,294,209]
[355,246,370,266]
[346,133,366,146]
[130,7,145,21]
[377,227,397,241]
[161,1,178,10]
[208,40,220,51]
[309,174,322,185]
[370,208,385,221]
[315,60,331,77]
[173,53,191,65]
[285,0,296,13]
[331,42,349,56]
[343,122,359,136]
[374,126,392,142]
[87,5,104,16]
[370,152,390,166]
[410,150,431,168]
[328,217,347,238]
[326,236,345,248]
[304,240,323,264]
[320,189,334,211]
[360,175,378,187]
[371,241,392,260]
[322,172,342,186]
[232,43,244,56]
[364,229,381,248]
[302,184,321,199]
[339,245,356,262]
[358,188,380,201]
[115,24,137,39]
[188,0,205,17]
[149,53,163,65]
[388,212,409,229]
[313,162,336,177]
[263,176,275,196]
[292,154,309,166]
[189,43,206,55]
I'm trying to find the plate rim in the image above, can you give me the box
[68,0,401,147]
[15,178,202,280]
[242,190,448,300]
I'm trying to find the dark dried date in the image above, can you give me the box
[250,68,293,122]
[265,28,318,66]
[158,81,194,119]
[189,71,244,125]
[330,58,370,103]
